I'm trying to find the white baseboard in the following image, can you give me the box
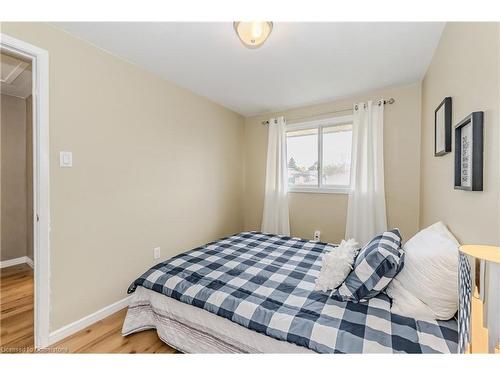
[25,257,34,268]
[47,296,132,346]
[0,256,33,269]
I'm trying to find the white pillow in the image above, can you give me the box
[386,221,459,320]
[315,239,358,292]
[386,279,436,321]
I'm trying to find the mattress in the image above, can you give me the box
[122,286,312,353]
[124,232,458,353]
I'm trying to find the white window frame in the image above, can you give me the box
[286,115,353,194]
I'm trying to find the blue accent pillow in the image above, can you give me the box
[331,229,405,302]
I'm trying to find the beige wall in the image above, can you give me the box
[1,94,28,261]
[244,83,422,244]
[1,22,245,331]
[420,23,500,245]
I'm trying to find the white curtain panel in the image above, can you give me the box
[261,116,290,236]
[345,101,387,246]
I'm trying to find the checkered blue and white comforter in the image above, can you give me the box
[128,232,458,353]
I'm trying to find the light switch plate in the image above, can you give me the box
[59,151,72,167]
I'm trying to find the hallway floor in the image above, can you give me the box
[0,263,34,351]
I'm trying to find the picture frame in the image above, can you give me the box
[454,112,484,191]
[434,97,452,156]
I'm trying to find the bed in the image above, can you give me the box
[122,232,458,353]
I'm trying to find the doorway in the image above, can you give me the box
[0,50,34,351]
[0,34,49,350]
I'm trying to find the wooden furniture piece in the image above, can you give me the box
[459,245,500,354]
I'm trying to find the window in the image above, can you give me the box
[286,116,353,193]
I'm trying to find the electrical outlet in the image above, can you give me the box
[313,230,321,241]
[153,247,161,259]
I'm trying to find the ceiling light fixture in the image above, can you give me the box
[233,21,273,49]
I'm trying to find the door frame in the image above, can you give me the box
[1,33,50,349]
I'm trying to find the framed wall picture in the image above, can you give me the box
[454,112,484,191]
[435,97,452,156]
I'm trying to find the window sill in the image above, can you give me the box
[288,187,350,195]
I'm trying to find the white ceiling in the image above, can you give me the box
[53,22,445,116]
[0,52,32,99]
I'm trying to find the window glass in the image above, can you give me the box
[286,128,318,186]
[321,124,352,186]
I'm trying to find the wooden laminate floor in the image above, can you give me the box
[0,264,34,352]
[0,264,177,353]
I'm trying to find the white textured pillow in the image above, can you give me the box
[386,222,459,320]
[315,239,359,292]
